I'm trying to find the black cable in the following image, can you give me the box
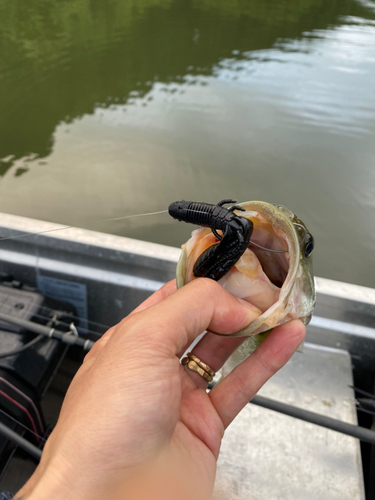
[250,395,375,445]
[351,385,375,400]
[0,334,44,359]
[0,421,42,460]
[356,405,375,417]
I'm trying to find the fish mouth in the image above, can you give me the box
[176,200,313,336]
[181,202,298,296]
[236,201,301,293]
[239,211,291,289]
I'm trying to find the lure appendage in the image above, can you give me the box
[168,200,253,281]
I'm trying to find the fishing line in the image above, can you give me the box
[0,206,289,254]
[249,241,288,254]
[95,209,168,222]
[0,209,169,242]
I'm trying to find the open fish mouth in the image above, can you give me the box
[176,200,316,337]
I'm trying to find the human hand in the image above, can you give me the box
[16,278,305,500]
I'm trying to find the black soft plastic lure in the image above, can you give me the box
[168,199,253,281]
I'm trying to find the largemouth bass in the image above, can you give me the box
[175,201,316,340]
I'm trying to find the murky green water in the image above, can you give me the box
[0,0,375,287]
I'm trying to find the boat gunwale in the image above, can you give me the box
[0,211,374,306]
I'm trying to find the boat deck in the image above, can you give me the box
[0,213,374,498]
[215,343,364,499]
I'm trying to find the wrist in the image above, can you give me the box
[15,463,120,500]
[16,453,212,500]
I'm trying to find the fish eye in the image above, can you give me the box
[304,236,314,258]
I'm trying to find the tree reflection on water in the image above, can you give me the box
[0,0,373,175]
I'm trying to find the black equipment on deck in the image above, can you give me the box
[0,279,78,478]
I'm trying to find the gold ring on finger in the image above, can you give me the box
[187,352,215,377]
[181,353,215,383]
[181,357,213,383]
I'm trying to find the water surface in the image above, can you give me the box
[0,0,375,287]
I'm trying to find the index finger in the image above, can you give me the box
[111,278,261,358]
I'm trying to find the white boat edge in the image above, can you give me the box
[0,211,374,305]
